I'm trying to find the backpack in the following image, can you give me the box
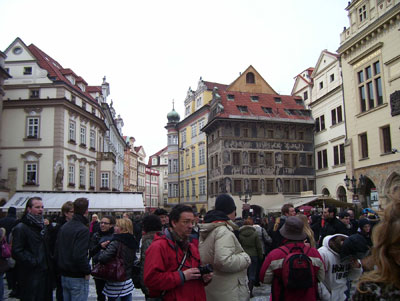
[278,245,314,290]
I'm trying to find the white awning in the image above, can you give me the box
[1,191,145,212]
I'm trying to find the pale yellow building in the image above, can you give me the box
[338,0,400,207]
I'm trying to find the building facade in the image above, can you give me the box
[293,50,348,202]
[145,167,159,210]
[338,0,400,207]
[202,66,315,216]
[123,136,139,192]
[148,146,168,207]
[135,146,146,194]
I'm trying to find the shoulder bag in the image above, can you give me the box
[91,243,126,282]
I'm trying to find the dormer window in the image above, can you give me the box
[262,107,273,114]
[67,75,75,85]
[250,96,259,102]
[237,105,248,113]
[295,99,303,105]
[359,4,367,22]
[78,83,86,92]
[246,72,255,84]
[227,94,235,101]
[274,97,282,103]
[23,67,32,75]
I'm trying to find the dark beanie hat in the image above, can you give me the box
[7,207,16,215]
[340,233,369,261]
[358,218,370,230]
[215,194,236,215]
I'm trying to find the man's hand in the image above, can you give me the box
[182,268,201,281]
[202,272,213,283]
[100,241,110,249]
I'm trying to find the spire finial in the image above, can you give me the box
[172,99,175,110]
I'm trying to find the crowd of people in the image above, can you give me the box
[0,193,398,301]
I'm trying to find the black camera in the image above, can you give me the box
[198,264,213,275]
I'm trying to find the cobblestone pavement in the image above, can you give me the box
[4,276,270,300]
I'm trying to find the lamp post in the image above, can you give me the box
[239,189,252,219]
[344,174,366,203]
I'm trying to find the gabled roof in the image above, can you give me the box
[211,90,313,123]
[203,81,228,92]
[311,50,339,78]
[291,67,314,95]
[150,146,168,158]
[26,42,99,104]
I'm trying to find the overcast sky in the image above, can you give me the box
[0,0,349,158]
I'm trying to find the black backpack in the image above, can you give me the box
[278,245,314,290]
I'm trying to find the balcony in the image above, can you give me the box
[97,152,116,163]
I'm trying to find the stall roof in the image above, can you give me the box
[1,191,145,212]
[265,195,354,212]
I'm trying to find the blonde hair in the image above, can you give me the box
[298,214,316,248]
[116,218,133,234]
[273,217,281,231]
[0,227,6,241]
[357,201,400,291]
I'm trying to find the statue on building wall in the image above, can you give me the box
[223,150,231,164]
[261,179,265,194]
[276,178,283,193]
[224,177,232,194]
[54,161,64,190]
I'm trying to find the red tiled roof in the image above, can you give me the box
[215,90,313,122]
[86,86,102,93]
[27,43,98,104]
[203,81,228,92]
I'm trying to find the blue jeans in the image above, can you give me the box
[108,294,132,301]
[61,276,89,301]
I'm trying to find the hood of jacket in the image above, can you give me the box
[239,225,256,237]
[322,234,348,257]
[199,219,238,240]
[340,233,369,261]
[112,232,137,250]
[203,209,230,223]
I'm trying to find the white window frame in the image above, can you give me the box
[101,172,110,188]
[27,117,40,138]
[199,177,206,195]
[90,130,96,149]
[191,123,197,137]
[69,121,76,141]
[68,165,75,185]
[79,167,86,187]
[80,126,86,145]
[25,162,38,184]
[89,169,95,188]
[199,145,205,165]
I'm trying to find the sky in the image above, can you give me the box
[0,0,350,158]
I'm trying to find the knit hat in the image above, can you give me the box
[279,216,307,241]
[340,234,369,261]
[215,194,236,215]
[7,207,16,215]
[358,218,370,230]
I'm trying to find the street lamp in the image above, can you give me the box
[344,174,366,202]
[239,189,252,219]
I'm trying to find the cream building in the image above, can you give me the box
[135,146,146,194]
[0,38,113,193]
[293,50,348,202]
[148,146,168,207]
[338,0,400,207]
[124,136,139,192]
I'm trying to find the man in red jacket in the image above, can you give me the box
[144,205,212,301]
[260,216,325,301]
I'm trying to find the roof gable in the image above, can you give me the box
[291,69,313,95]
[4,37,36,62]
[227,65,277,94]
[312,50,339,78]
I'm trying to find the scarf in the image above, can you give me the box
[170,229,189,252]
[26,213,44,230]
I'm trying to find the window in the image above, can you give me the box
[250,96,259,102]
[333,144,345,165]
[292,154,298,167]
[266,180,274,193]
[30,89,40,99]
[233,152,241,165]
[303,91,308,101]
[251,180,259,193]
[198,119,205,132]
[317,150,328,169]
[168,134,178,145]
[191,148,196,167]
[262,107,273,114]
[185,106,190,116]
[316,115,325,132]
[191,179,196,196]
[180,155,184,171]
[331,106,343,126]
[172,159,178,173]
[191,123,197,137]
[27,117,39,138]
[186,180,190,197]
[199,145,205,165]
[246,72,255,84]
[23,67,32,75]
[90,130,96,149]
[283,180,291,193]
[294,180,301,193]
[359,133,369,159]
[243,128,249,137]
[381,126,392,154]
[319,81,323,89]
[234,180,242,193]
[307,154,313,167]
[80,126,86,146]
[237,106,248,113]
[71,95,76,104]
[265,152,273,167]
[274,97,282,103]
[196,97,202,108]
[358,61,383,112]
[330,74,335,82]
[283,154,290,167]
[26,163,38,185]
[181,129,186,143]
[89,169,95,188]
[227,94,235,101]
[68,165,75,185]
[250,152,258,166]
[101,172,109,189]
[267,129,274,139]
[79,167,85,188]
[359,4,367,22]
[199,177,206,195]
[69,121,76,142]
[152,158,157,166]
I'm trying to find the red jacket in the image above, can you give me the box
[259,242,325,301]
[143,229,206,301]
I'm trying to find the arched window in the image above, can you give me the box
[337,186,347,202]
[322,188,330,196]
[246,72,255,84]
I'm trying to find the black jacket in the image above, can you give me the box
[56,214,91,278]
[98,232,137,281]
[0,211,17,242]
[319,217,347,247]
[89,228,114,264]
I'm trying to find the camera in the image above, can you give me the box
[198,264,213,275]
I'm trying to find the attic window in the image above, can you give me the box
[274,97,282,103]
[227,94,235,101]
[295,99,303,105]
[23,67,32,75]
[246,72,255,84]
[262,107,273,114]
[250,96,259,102]
[300,110,311,117]
[237,106,248,113]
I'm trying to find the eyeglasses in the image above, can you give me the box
[100,222,111,225]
